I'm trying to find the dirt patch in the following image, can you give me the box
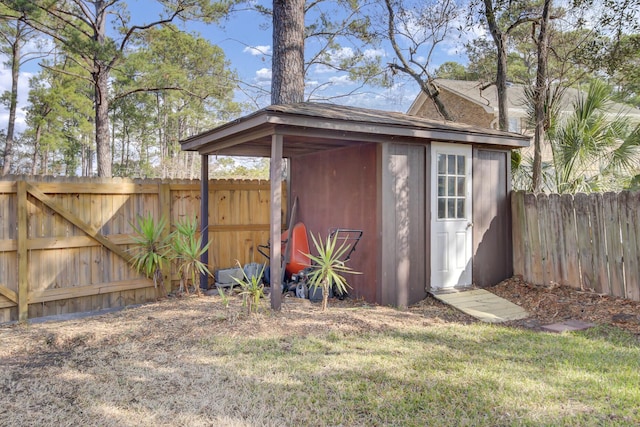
[2,278,639,343]
[489,276,640,336]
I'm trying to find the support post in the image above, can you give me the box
[17,180,28,321]
[270,134,283,310]
[200,154,210,290]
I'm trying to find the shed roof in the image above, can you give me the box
[180,102,530,157]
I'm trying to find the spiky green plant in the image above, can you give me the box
[547,81,640,193]
[216,285,230,309]
[169,218,212,296]
[129,213,169,298]
[232,261,266,314]
[306,233,360,312]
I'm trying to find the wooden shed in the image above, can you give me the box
[180,103,530,308]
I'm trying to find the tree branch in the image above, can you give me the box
[113,86,207,101]
[39,63,93,85]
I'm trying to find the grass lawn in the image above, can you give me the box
[1,295,638,426]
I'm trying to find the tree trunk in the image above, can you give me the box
[43,147,49,175]
[93,0,111,177]
[272,0,305,104]
[483,0,510,131]
[31,124,42,175]
[2,29,21,176]
[420,80,454,121]
[495,35,509,131]
[95,70,112,177]
[321,280,329,312]
[532,0,552,192]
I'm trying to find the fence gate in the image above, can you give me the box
[0,177,282,322]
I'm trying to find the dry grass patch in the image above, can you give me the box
[1,294,638,426]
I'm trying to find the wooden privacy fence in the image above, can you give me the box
[512,191,640,301]
[0,177,284,322]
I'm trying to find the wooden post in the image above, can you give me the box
[511,191,525,277]
[270,134,283,310]
[17,180,28,321]
[158,182,172,294]
[200,154,209,290]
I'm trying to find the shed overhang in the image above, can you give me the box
[180,103,530,157]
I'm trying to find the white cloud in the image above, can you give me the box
[443,20,486,57]
[331,47,355,61]
[313,46,385,75]
[338,81,419,113]
[243,45,271,56]
[254,67,272,85]
[364,48,386,60]
[328,75,352,86]
[313,63,335,74]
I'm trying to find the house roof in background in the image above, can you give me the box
[180,102,530,157]
[408,79,640,121]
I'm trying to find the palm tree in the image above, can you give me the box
[547,81,640,193]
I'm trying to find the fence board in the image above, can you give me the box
[511,192,525,277]
[621,192,639,300]
[537,194,555,285]
[523,193,543,285]
[560,194,581,289]
[631,192,640,301]
[0,284,17,302]
[575,193,595,291]
[514,190,639,302]
[0,177,286,322]
[603,193,625,297]
[589,193,609,294]
[17,181,28,321]
[546,194,564,284]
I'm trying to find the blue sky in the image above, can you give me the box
[0,0,475,134]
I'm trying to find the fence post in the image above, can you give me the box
[17,180,28,321]
[511,191,525,277]
[200,156,209,290]
[159,182,172,294]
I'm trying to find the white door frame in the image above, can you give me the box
[430,142,473,290]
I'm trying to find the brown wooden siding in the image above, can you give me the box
[472,149,513,286]
[289,143,378,302]
[378,143,429,307]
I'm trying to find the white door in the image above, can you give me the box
[430,142,473,290]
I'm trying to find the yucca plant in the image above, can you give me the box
[306,233,360,312]
[232,261,266,314]
[129,213,169,298]
[170,218,212,296]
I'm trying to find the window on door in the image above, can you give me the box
[436,153,467,220]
